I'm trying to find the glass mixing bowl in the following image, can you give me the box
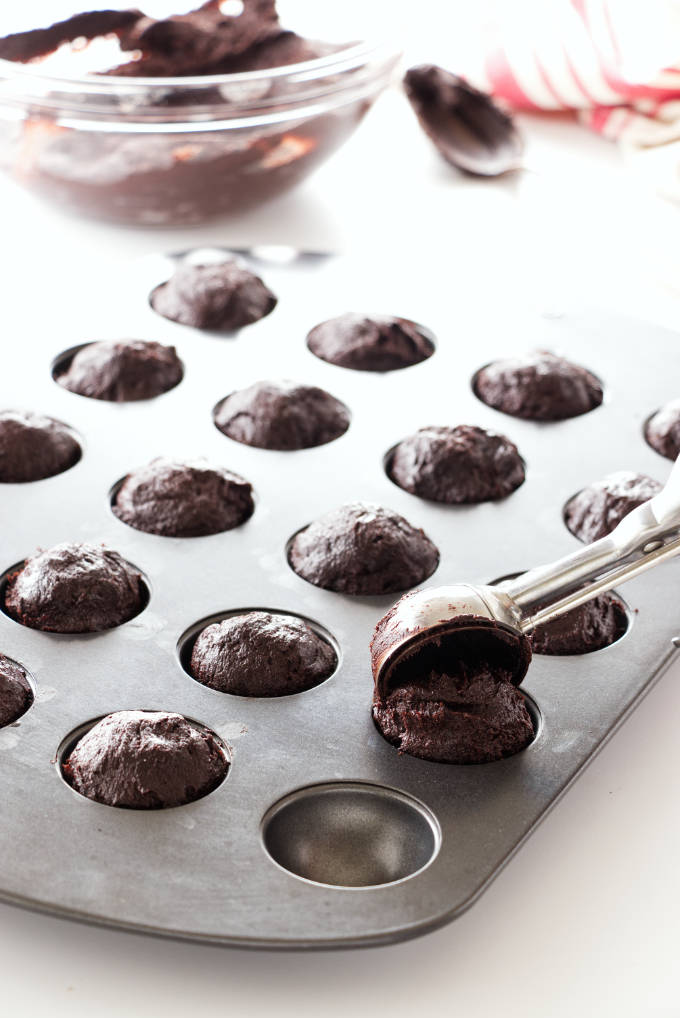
[0,39,399,225]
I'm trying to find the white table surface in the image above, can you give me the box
[2,4,680,1014]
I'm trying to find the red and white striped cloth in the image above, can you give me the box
[472,0,680,146]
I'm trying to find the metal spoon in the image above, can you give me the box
[372,455,680,696]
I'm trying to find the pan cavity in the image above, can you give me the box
[261,781,440,888]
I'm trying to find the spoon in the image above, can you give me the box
[403,64,524,178]
[372,454,680,696]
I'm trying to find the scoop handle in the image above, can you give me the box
[502,456,680,632]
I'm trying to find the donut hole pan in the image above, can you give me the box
[56,711,231,809]
[2,248,680,949]
[177,607,341,696]
[261,782,441,888]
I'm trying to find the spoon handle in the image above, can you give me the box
[502,455,680,633]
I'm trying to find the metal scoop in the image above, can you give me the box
[372,456,680,696]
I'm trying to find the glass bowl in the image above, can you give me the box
[0,39,399,225]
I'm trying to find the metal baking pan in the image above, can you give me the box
[1,246,678,949]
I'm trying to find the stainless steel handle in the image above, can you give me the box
[501,455,680,633]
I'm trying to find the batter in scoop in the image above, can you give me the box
[371,611,534,764]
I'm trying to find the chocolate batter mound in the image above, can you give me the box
[388,425,525,504]
[531,594,628,655]
[0,10,142,64]
[0,409,81,483]
[0,654,33,728]
[214,380,350,451]
[0,3,280,76]
[113,458,254,537]
[63,710,229,809]
[56,340,183,402]
[288,503,439,595]
[474,351,604,421]
[306,314,435,372]
[150,261,277,330]
[645,399,680,460]
[111,0,280,77]
[564,471,662,543]
[4,542,146,633]
[403,64,523,177]
[190,611,337,696]
[371,616,534,764]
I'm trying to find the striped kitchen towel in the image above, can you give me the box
[474,0,680,146]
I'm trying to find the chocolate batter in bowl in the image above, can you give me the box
[0,4,399,225]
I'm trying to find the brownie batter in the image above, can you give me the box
[0,409,81,483]
[0,2,280,76]
[214,380,350,450]
[0,4,364,226]
[112,457,254,537]
[151,261,277,330]
[56,340,183,402]
[190,611,337,696]
[288,502,439,595]
[306,314,435,372]
[530,594,628,655]
[0,654,33,728]
[645,399,680,460]
[564,471,662,543]
[474,351,604,421]
[388,425,525,504]
[371,616,534,764]
[403,64,523,177]
[63,710,229,809]
[5,542,146,633]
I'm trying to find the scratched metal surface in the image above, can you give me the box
[0,246,678,948]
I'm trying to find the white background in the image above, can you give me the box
[2,3,680,1016]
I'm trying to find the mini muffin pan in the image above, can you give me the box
[1,247,679,948]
